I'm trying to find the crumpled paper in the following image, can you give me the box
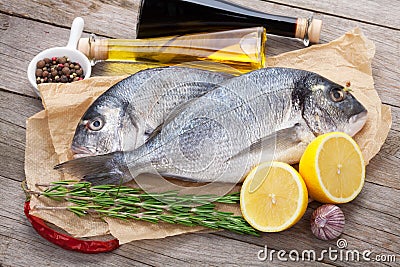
[26,28,391,244]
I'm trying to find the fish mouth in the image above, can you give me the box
[71,145,96,159]
[344,110,368,136]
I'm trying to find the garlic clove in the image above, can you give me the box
[311,204,345,240]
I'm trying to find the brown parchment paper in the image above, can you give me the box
[26,28,392,244]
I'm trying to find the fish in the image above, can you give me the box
[55,67,368,185]
[71,66,233,158]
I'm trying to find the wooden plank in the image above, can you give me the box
[233,0,400,30]
[0,0,140,38]
[0,90,43,129]
[366,130,400,190]
[0,2,399,108]
[365,104,399,189]
[0,91,42,182]
[0,218,151,267]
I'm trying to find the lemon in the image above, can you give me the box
[240,161,308,232]
[299,132,365,204]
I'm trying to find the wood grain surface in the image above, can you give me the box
[0,0,399,266]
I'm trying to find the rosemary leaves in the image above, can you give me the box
[28,181,258,236]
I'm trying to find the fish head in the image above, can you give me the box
[300,73,368,137]
[71,99,139,158]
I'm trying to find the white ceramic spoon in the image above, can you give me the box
[27,17,91,96]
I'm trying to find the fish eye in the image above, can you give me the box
[330,88,345,102]
[87,118,104,131]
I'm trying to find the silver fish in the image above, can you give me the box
[56,67,367,185]
[71,66,233,158]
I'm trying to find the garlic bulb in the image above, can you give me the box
[311,204,345,240]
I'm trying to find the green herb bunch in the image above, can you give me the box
[27,181,258,236]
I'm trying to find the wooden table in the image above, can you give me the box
[0,0,399,266]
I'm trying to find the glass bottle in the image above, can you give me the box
[136,0,322,45]
[78,27,267,73]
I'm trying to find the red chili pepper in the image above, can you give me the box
[24,201,119,253]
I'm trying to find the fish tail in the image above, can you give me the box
[54,152,130,185]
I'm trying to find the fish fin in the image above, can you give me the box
[274,124,306,152]
[54,152,128,185]
[145,123,164,141]
[228,124,303,162]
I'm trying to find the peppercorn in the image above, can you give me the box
[35,56,84,85]
[60,75,68,83]
[36,60,45,68]
[35,69,43,77]
[58,57,67,64]
[62,67,70,75]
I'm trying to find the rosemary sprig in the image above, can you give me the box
[28,181,259,236]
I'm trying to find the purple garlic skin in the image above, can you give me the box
[311,204,345,240]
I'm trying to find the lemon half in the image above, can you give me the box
[240,162,308,232]
[299,132,365,204]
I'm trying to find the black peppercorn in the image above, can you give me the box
[60,75,68,83]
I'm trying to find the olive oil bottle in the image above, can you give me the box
[136,0,322,45]
[78,27,266,73]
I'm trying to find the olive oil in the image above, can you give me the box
[78,27,266,73]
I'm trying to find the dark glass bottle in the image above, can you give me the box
[136,0,322,44]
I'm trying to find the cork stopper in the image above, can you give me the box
[295,18,322,44]
[77,37,108,61]
[308,19,322,44]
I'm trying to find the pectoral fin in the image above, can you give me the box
[228,124,304,163]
